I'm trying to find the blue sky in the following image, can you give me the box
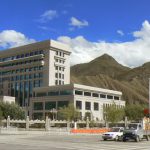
[0,0,150,67]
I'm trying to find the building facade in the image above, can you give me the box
[0,40,71,110]
[0,39,125,120]
[30,84,125,120]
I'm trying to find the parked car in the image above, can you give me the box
[102,127,124,141]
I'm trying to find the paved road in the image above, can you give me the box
[0,133,150,150]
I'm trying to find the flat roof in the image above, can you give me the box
[33,83,122,95]
[0,39,71,57]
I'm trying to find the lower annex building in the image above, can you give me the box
[30,84,125,120]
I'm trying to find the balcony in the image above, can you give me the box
[1,60,45,72]
[0,54,44,66]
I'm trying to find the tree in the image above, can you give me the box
[57,103,80,121]
[104,103,125,124]
[0,102,25,120]
[125,104,145,121]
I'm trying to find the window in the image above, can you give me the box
[59,73,61,78]
[36,92,47,97]
[55,73,58,78]
[55,80,58,85]
[62,74,64,79]
[94,103,99,111]
[114,96,119,100]
[107,95,113,99]
[60,90,73,95]
[45,101,56,110]
[34,102,43,110]
[59,80,61,85]
[85,102,91,110]
[75,90,83,95]
[58,101,68,109]
[39,73,43,78]
[84,92,91,96]
[34,80,40,87]
[92,93,99,97]
[76,101,82,110]
[48,91,59,96]
[100,94,106,98]
[55,66,58,70]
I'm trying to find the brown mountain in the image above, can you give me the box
[71,54,150,104]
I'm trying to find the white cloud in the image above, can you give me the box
[70,17,89,28]
[39,10,58,23]
[57,20,150,67]
[0,30,36,48]
[117,30,124,36]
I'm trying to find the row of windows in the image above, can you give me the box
[76,101,99,111]
[35,90,120,100]
[36,90,72,97]
[56,51,65,57]
[1,59,43,68]
[55,66,65,71]
[0,73,43,82]
[0,66,43,76]
[55,58,65,64]
[55,80,64,85]
[33,101,68,110]
[75,90,120,100]
[55,73,64,79]
[0,50,44,62]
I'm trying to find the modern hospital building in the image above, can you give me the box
[0,40,125,120]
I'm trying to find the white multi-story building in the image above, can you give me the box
[30,84,125,120]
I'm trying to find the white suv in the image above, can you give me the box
[102,127,124,141]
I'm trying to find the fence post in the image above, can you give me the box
[45,116,50,131]
[74,122,77,129]
[26,116,29,131]
[67,121,70,131]
[7,116,10,129]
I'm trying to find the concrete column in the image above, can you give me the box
[26,116,29,131]
[7,116,10,129]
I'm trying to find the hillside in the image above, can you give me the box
[71,54,150,104]
[71,54,130,78]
